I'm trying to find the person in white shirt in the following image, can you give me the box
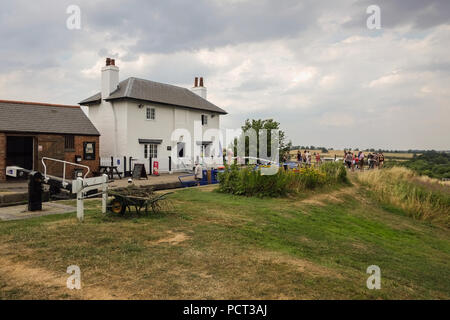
[194,163,203,181]
[306,151,311,167]
[359,151,365,170]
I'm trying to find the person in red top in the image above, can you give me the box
[352,153,357,172]
[315,152,321,166]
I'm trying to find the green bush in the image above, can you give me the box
[218,162,348,197]
[386,151,450,179]
[319,162,349,184]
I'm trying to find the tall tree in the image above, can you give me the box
[238,118,291,163]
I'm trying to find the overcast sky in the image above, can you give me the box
[0,0,449,150]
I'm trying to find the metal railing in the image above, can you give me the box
[228,156,279,165]
[175,160,194,173]
[41,157,90,187]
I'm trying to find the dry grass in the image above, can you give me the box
[146,231,191,245]
[355,167,450,227]
[0,244,127,299]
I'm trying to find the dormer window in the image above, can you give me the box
[146,107,155,120]
[201,114,208,126]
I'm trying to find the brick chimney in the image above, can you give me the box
[191,76,207,100]
[101,57,119,98]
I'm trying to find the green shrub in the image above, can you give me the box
[218,162,348,198]
[319,162,349,184]
[296,167,326,189]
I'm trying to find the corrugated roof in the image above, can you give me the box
[79,77,227,115]
[0,100,100,136]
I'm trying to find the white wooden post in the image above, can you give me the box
[102,174,108,214]
[72,175,109,222]
[76,177,84,222]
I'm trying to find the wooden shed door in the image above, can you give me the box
[37,135,65,177]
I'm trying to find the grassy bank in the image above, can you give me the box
[0,183,449,299]
[356,167,450,228]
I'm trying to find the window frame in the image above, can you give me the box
[64,135,75,152]
[200,143,210,157]
[201,114,208,126]
[177,142,185,158]
[148,144,158,158]
[144,144,158,159]
[83,142,96,160]
[146,107,156,121]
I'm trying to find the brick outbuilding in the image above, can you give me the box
[0,100,100,181]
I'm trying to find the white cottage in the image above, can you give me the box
[79,58,227,174]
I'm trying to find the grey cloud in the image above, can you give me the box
[0,0,449,149]
[83,0,325,56]
[0,1,87,71]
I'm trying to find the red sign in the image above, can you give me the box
[153,161,159,176]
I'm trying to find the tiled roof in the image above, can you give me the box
[0,100,100,136]
[79,77,227,114]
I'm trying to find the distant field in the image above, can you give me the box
[384,152,450,180]
[290,149,417,160]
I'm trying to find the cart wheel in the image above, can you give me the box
[110,199,126,215]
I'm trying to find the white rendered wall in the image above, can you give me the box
[191,86,207,100]
[87,65,121,158]
[88,100,128,158]
[124,102,221,172]
[89,100,222,172]
[101,65,119,97]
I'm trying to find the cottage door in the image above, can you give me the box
[143,144,158,173]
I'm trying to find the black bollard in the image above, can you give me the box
[28,171,43,211]
[129,157,133,177]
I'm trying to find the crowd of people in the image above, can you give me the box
[343,150,385,171]
[282,149,386,171]
[282,150,323,168]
